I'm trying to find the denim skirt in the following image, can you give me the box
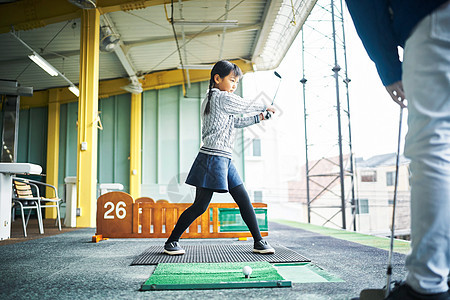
[185,152,243,193]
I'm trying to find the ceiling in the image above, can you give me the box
[0,0,316,95]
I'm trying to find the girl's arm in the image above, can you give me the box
[219,91,266,115]
[234,114,261,128]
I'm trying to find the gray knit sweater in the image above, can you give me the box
[199,88,266,159]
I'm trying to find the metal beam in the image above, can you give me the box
[330,0,346,229]
[140,59,253,90]
[45,89,60,219]
[97,0,186,14]
[0,0,80,33]
[76,8,100,227]
[218,0,231,60]
[129,92,142,199]
[101,14,142,92]
[0,0,192,34]
[15,59,253,108]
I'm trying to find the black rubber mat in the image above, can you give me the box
[131,244,310,265]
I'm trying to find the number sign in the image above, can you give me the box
[96,192,133,236]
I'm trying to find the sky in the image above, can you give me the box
[243,2,408,167]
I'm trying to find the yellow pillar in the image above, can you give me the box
[129,92,142,199]
[45,89,60,219]
[76,8,100,227]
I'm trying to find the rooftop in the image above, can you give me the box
[355,153,410,169]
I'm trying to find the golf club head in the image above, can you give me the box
[270,71,282,105]
[359,288,385,300]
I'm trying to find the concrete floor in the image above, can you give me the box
[0,221,406,300]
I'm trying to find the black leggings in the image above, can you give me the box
[166,184,262,243]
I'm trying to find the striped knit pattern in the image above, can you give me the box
[199,88,266,159]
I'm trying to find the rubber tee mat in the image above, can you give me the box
[131,243,310,265]
[141,261,292,290]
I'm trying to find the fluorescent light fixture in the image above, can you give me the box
[11,30,79,95]
[28,52,58,76]
[178,64,214,70]
[68,85,79,97]
[172,20,238,27]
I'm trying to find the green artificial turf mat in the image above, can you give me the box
[274,263,344,283]
[141,261,291,290]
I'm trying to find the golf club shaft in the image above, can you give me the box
[271,79,282,105]
[265,74,282,119]
[385,106,404,297]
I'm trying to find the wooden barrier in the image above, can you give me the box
[95,191,268,239]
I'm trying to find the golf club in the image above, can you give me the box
[359,105,404,300]
[265,71,282,119]
[385,105,404,297]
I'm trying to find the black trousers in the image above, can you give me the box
[166,184,262,243]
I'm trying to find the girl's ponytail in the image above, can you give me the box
[205,78,214,114]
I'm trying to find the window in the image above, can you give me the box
[386,171,394,186]
[356,199,369,214]
[252,139,261,157]
[254,191,263,203]
[361,171,377,182]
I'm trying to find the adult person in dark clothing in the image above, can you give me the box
[345,1,450,299]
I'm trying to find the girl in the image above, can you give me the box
[164,60,276,255]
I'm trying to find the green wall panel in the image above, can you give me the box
[158,87,179,183]
[17,107,48,172]
[97,93,131,192]
[180,98,201,173]
[58,101,78,194]
[0,110,3,141]
[142,90,158,184]
[9,106,48,198]
[58,94,131,196]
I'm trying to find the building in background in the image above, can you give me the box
[354,154,410,237]
[285,153,410,237]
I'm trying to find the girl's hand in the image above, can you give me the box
[266,106,276,114]
[265,106,276,120]
[259,106,276,121]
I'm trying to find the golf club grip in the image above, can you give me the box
[265,111,272,119]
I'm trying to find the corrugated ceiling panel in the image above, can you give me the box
[98,53,128,80]
[108,9,171,42]
[129,29,256,74]
[0,0,317,92]
[0,35,34,61]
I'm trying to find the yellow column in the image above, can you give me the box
[45,89,60,219]
[76,8,100,227]
[129,92,142,198]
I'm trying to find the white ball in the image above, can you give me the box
[242,266,252,277]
